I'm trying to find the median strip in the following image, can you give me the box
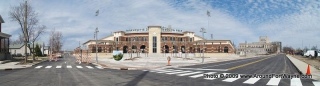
[227,57,271,71]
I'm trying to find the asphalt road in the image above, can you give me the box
[0,54,317,86]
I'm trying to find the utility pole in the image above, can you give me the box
[95,10,99,63]
[23,1,28,63]
[200,28,206,63]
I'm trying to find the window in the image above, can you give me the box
[98,47,102,52]
[126,38,128,41]
[190,38,192,42]
[170,37,173,41]
[153,36,157,53]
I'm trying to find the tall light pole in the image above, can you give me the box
[200,28,206,63]
[94,28,99,63]
[95,10,99,63]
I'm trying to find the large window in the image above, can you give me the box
[153,36,157,53]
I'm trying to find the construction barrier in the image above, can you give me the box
[74,48,92,64]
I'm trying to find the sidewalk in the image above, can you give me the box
[92,53,262,70]
[286,55,320,80]
[0,57,48,70]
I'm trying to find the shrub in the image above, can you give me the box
[113,53,123,61]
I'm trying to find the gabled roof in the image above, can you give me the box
[0,15,4,23]
[9,44,24,49]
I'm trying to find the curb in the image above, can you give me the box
[286,55,303,75]
[0,60,47,71]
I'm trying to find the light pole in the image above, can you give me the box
[94,28,99,63]
[200,28,206,63]
[95,10,99,63]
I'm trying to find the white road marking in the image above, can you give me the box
[67,65,72,68]
[266,77,281,86]
[312,81,320,86]
[175,68,228,71]
[290,78,302,86]
[156,69,182,73]
[243,78,261,84]
[142,70,149,71]
[222,74,241,82]
[86,66,94,69]
[35,66,42,69]
[56,66,62,68]
[76,66,83,68]
[178,71,203,76]
[166,71,192,75]
[189,72,216,78]
[96,66,103,69]
[45,66,52,68]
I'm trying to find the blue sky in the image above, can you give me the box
[0,0,319,50]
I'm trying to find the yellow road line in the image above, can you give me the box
[227,57,272,71]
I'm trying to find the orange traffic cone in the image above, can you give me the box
[306,64,311,75]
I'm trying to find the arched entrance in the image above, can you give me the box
[181,46,185,53]
[123,46,128,53]
[173,45,178,53]
[189,47,193,53]
[224,46,229,53]
[132,45,137,53]
[165,45,169,53]
[140,45,146,53]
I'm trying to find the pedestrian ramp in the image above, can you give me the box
[143,68,316,86]
[34,65,104,69]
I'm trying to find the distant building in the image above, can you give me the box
[0,15,11,60]
[237,36,281,55]
[9,42,46,56]
[82,25,235,54]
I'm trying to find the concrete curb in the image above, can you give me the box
[0,60,47,71]
[286,55,320,80]
[286,55,303,75]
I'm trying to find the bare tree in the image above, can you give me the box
[10,34,24,45]
[49,29,63,54]
[9,1,45,63]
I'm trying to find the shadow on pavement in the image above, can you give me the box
[124,71,149,86]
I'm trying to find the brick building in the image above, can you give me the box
[83,26,235,54]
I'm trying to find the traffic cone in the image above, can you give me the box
[306,64,311,75]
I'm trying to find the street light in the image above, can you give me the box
[95,10,99,63]
[200,28,206,63]
[94,27,99,63]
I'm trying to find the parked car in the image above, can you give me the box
[304,50,319,58]
[56,53,63,58]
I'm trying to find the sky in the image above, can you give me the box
[0,0,319,50]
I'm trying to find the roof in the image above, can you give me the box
[83,40,115,45]
[0,15,4,23]
[9,44,24,49]
[0,32,11,38]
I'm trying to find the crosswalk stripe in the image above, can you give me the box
[189,72,216,78]
[45,66,52,68]
[142,70,149,71]
[56,66,62,68]
[96,66,103,69]
[312,81,320,86]
[67,65,72,68]
[222,74,241,82]
[266,77,281,85]
[290,78,302,86]
[243,78,261,84]
[35,66,42,69]
[156,70,182,73]
[86,66,94,69]
[76,66,83,68]
[178,71,203,76]
[166,71,192,75]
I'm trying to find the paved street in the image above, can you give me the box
[0,54,319,86]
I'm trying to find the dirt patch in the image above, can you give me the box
[291,55,320,69]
